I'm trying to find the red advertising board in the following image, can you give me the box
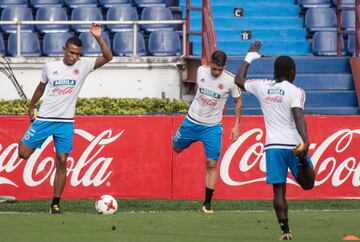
[0,116,359,200]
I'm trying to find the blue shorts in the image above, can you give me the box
[265,148,314,184]
[173,118,222,160]
[21,120,74,154]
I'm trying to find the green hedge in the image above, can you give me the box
[0,98,190,115]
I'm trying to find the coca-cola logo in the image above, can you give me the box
[0,129,124,188]
[52,86,75,95]
[220,128,360,187]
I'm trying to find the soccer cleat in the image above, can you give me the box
[202,204,214,214]
[279,230,292,240]
[49,205,62,214]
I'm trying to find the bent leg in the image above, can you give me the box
[18,142,36,160]
[297,164,315,190]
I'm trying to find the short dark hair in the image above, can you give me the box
[274,56,296,82]
[65,36,82,48]
[211,50,227,66]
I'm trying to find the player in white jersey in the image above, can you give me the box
[235,41,315,240]
[18,24,113,214]
[173,50,242,213]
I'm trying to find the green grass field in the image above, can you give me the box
[0,199,359,242]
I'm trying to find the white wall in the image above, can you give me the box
[0,57,184,100]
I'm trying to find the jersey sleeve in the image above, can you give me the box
[290,87,306,109]
[196,66,204,84]
[230,82,241,98]
[39,64,49,84]
[244,79,263,97]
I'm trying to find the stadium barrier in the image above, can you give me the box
[0,115,359,200]
[0,20,186,57]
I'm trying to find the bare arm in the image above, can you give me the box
[89,24,113,70]
[229,96,242,142]
[292,107,309,158]
[234,41,262,91]
[28,82,46,120]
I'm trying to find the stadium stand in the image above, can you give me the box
[35,6,69,33]
[298,0,332,8]
[106,6,138,32]
[135,0,166,8]
[79,31,112,56]
[1,6,34,33]
[70,6,103,32]
[0,34,5,56]
[112,31,147,56]
[7,32,41,56]
[341,10,355,31]
[99,0,132,8]
[64,0,98,8]
[312,31,346,56]
[141,6,174,32]
[304,7,337,32]
[347,33,356,56]
[0,0,28,8]
[42,32,73,56]
[30,0,63,8]
[148,30,181,56]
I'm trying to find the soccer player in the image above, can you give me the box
[234,41,315,240]
[173,50,242,213]
[17,23,113,214]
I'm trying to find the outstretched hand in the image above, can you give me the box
[89,23,102,38]
[248,40,262,53]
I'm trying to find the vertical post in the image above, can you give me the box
[201,0,207,65]
[336,0,341,56]
[356,0,360,56]
[182,21,186,56]
[133,22,138,57]
[186,0,190,56]
[16,23,21,57]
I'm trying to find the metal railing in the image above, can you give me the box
[0,20,186,57]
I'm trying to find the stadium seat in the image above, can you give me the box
[0,0,28,8]
[112,31,147,56]
[135,0,166,8]
[64,0,98,8]
[36,7,69,33]
[71,6,103,32]
[79,31,111,56]
[1,6,34,33]
[332,0,356,8]
[347,33,356,56]
[312,31,345,56]
[0,34,5,56]
[99,0,132,8]
[43,32,73,56]
[298,0,331,8]
[341,10,355,32]
[304,7,337,32]
[106,6,138,32]
[148,30,181,56]
[30,0,63,8]
[141,6,174,32]
[7,32,41,56]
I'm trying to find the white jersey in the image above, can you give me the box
[37,59,96,122]
[244,79,305,149]
[187,65,241,126]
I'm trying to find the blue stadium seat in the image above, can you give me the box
[36,7,69,33]
[1,6,34,33]
[106,6,138,32]
[304,7,337,32]
[71,6,103,32]
[7,32,41,56]
[112,31,147,56]
[298,0,331,8]
[135,0,166,8]
[347,33,356,56]
[99,0,132,8]
[148,30,181,56]
[0,0,28,8]
[141,6,174,32]
[65,0,97,8]
[332,0,356,8]
[312,31,345,55]
[30,0,63,8]
[43,32,73,56]
[79,31,111,56]
[341,10,355,32]
[0,34,5,56]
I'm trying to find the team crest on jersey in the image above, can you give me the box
[218,83,224,90]
[73,68,79,75]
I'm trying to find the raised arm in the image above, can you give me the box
[89,23,113,70]
[234,41,262,90]
[292,107,309,159]
[28,82,47,120]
